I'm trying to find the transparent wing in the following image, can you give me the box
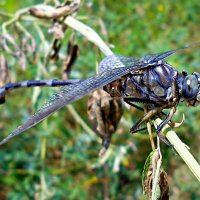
[98,55,140,72]
[0,56,142,145]
[141,43,199,63]
[141,48,185,63]
[99,44,194,72]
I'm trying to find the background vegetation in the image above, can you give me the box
[0,0,200,199]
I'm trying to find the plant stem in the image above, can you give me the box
[154,118,200,181]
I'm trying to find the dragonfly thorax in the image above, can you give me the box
[103,62,180,106]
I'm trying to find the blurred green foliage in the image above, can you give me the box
[0,0,200,199]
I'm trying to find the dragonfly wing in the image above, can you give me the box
[0,58,143,145]
[142,43,199,63]
[99,54,140,72]
[99,44,195,73]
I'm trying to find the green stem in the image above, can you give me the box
[154,118,200,181]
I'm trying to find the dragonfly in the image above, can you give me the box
[0,45,200,146]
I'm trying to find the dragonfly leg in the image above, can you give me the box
[125,97,168,118]
[130,106,176,148]
[131,124,155,134]
[130,107,163,133]
[123,98,144,111]
[155,106,177,148]
[156,106,176,134]
[155,133,173,148]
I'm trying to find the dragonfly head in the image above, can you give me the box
[182,72,200,106]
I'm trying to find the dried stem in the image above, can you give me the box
[2,8,29,34]
[144,105,156,151]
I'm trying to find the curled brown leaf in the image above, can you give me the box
[87,89,123,156]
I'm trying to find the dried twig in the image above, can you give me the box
[144,105,156,151]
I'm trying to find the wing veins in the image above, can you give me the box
[0,64,142,144]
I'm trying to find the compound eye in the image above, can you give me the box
[182,75,198,99]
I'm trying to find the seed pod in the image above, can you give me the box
[87,89,123,156]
